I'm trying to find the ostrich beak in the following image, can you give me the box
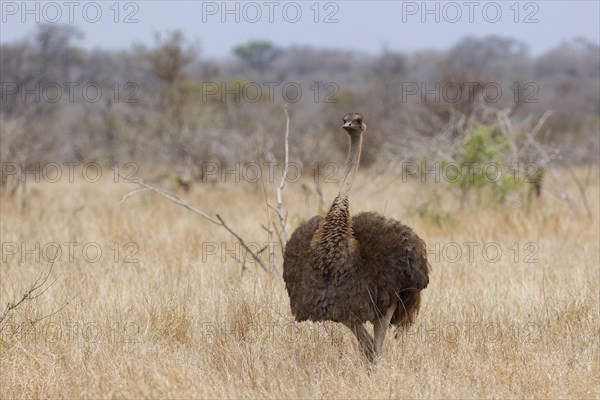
[342,122,352,129]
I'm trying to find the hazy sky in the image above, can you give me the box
[1,1,599,57]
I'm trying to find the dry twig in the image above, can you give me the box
[119,106,294,273]
[0,262,74,345]
[119,174,269,271]
[261,224,279,272]
[275,104,291,248]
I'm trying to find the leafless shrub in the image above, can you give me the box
[0,263,73,349]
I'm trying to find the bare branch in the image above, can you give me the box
[28,294,77,326]
[119,187,152,203]
[119,105,295,273]
[0,261,71,339]
[275,104,291,248]
[119,173,268,272]
[518,110,554,160]
[529,110,554,140]
[0,263,54,324]
[216,214,268,272]
[119,174,221,224]
[261,224,279,272]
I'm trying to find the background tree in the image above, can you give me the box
[233,40,281,71]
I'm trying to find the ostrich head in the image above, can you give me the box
[342,112,366,135]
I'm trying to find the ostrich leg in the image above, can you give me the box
[373,303,398,359]
[344,323,375,362]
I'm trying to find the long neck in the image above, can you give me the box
[338,133,362,198]
[311,132,362,283]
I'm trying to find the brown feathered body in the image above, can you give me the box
[283,195,430,326]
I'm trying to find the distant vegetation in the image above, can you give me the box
[1,25,598,174]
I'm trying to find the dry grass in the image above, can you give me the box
[1,164,599,398]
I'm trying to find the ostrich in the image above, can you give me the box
[283,112,430,362]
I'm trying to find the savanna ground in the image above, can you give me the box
[1,163,598,398]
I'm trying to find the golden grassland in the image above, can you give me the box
[0,164,599,398]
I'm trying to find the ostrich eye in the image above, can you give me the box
[356,118,362,124]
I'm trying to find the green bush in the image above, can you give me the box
[445,124,524,206]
